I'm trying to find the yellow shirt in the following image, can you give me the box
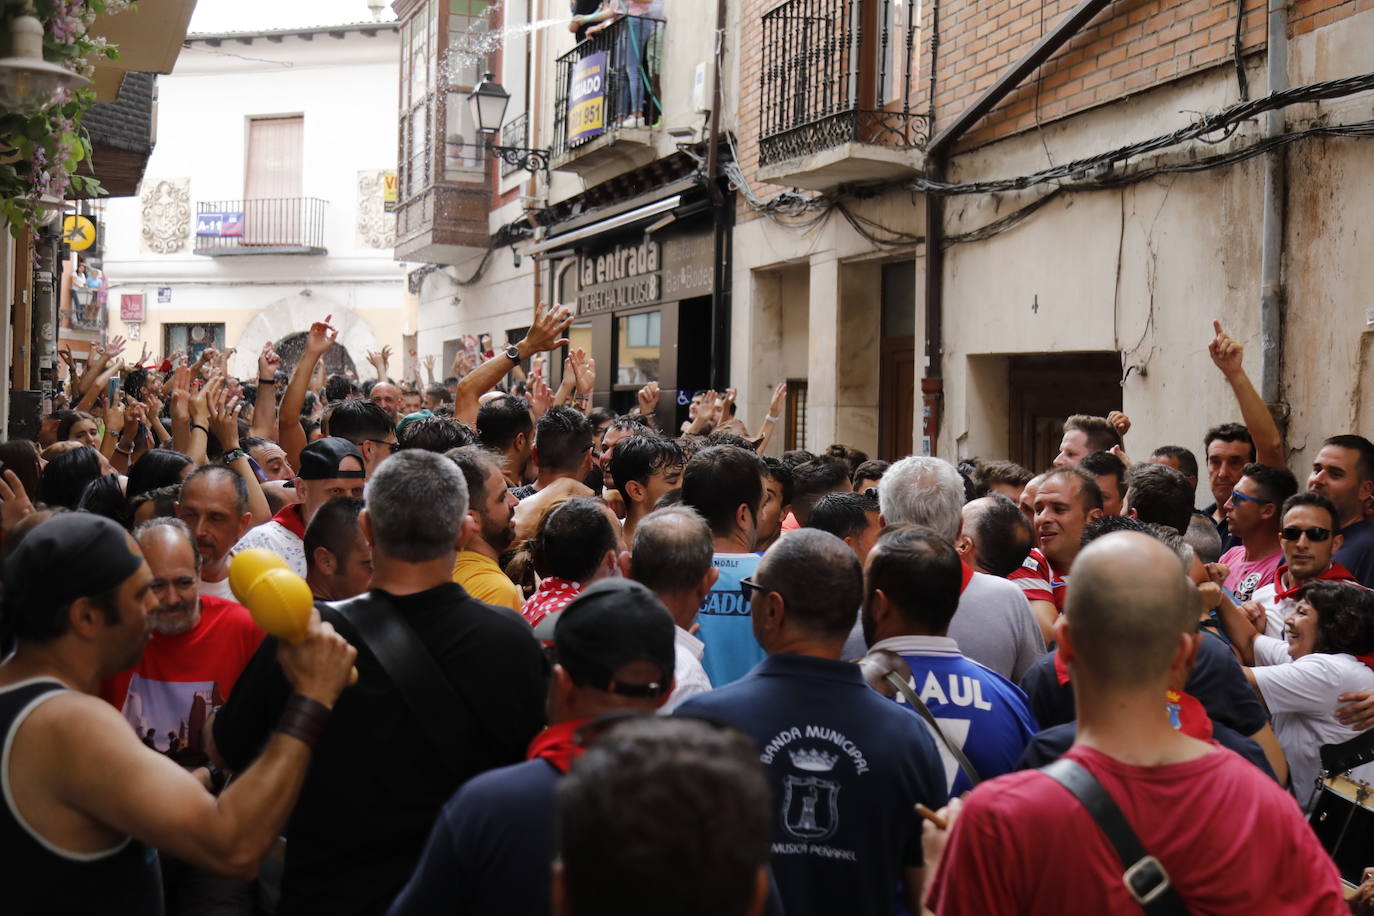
[452,550,523,612]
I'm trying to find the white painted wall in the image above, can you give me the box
[101,26,410,378]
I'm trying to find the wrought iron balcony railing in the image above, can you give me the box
[551,14,665,161]
[501,112,530,177]
[61,301,107,332]
[192,198,328,256]
[759,0,928,167]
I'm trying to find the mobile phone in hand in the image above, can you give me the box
[108,375,121,403]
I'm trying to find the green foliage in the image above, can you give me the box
[0,0,131,236]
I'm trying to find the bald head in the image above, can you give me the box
[1064,532,1200,688]
[370,381,403,421]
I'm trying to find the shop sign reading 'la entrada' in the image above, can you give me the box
[577,238,661,315]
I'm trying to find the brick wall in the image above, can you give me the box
[732,0,1364,223]
[940,0,1267,150]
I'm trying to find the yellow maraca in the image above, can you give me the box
[230,549,357,683]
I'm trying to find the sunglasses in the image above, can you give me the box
[367,438,400,454]
[1281,526,1333,542]
[1229,490,1271,506]
[739,576,773,598]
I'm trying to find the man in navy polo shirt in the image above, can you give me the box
[389,579,676,916]
[677,529,945,916]
[861,525,1038,797]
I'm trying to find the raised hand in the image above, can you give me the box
[529,373,554,418]
[169,364,192,422]
[258,341,282,380]
[104,335,127,361]
[104,392,127,434]
[571,348,596,395]
[1208,320,1244,378]
[208,381,242,449]
[305,316,339,360]
[423,354,436,373]
[137,342,151,367]
[768,382,788,419]
[1107,410,1131,437]
[637,380,660,416]
[522,301,574,356]
[0,468,35,535]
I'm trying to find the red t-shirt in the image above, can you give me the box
[927,744,1345,915]
[102,596,265,763]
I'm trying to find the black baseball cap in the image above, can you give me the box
[297,436,365,480]
[552,579,676,698]
[3,514,145,615]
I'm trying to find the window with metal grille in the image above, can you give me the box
[785,379,809,451]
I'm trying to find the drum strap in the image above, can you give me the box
[1041,758,1190,915]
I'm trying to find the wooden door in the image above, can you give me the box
[245,116,304,245]
[1007,353,1122,472]
[880,335,916,459]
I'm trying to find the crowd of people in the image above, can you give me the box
[4,305,1374,914]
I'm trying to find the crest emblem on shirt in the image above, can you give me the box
[1236,571,1262,602]
[782,774,840,840]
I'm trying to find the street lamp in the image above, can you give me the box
[464,72,550,173]
[0,13,91,113]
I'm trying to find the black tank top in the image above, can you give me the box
[1,678,163,915]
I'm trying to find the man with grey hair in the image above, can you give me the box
[213,449,548,915]
[628,506,718,710]
[879,457,1044,680]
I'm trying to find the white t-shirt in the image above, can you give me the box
[662,626,712,714]
[231,521,306,578]
[199,575,236,602]
[1252,635,1374,808]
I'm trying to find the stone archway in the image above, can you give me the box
[273,332,357,378]
[231,292,380,379]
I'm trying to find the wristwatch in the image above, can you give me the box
[504,343,522,362]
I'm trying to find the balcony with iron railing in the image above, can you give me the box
[758,0,928,191]
[551,14,665,177]
[192,198,329,256]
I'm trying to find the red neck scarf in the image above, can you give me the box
[270,502,307,539]
[1271,561,1358,601]
[526,718,593,775]
[959,560,975,594]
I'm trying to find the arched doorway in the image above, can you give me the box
[274,332,358,379]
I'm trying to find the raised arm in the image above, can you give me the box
[55,613,355,880]
[1209,320,1284,467]
[249,342,282,441]
[454,302,573,427]
[280,317,338,469]
[209,382,270,525]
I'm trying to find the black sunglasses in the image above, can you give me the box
[367,438,400,454]
[739,576,773,598]
[1281,526,1332,542]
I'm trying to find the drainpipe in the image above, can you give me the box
[921,0,1116,452]
[707,0,730,389]
[1258,0,1288,407]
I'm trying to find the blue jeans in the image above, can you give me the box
[617,18,655,120]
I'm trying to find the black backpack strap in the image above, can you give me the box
[330,592,464,778]
[1040,758,1190,915]
[883,671,982,786]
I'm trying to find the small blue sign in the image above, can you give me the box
[196,211,244,238]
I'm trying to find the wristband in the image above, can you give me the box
[221,448,248,464]
[573,393,591,402]
[105,427,124,438]
[258,377,277,385]
[190,422,210,435]
[275,694,331,749]
[115,442,134,455]
[766,413,781,424]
